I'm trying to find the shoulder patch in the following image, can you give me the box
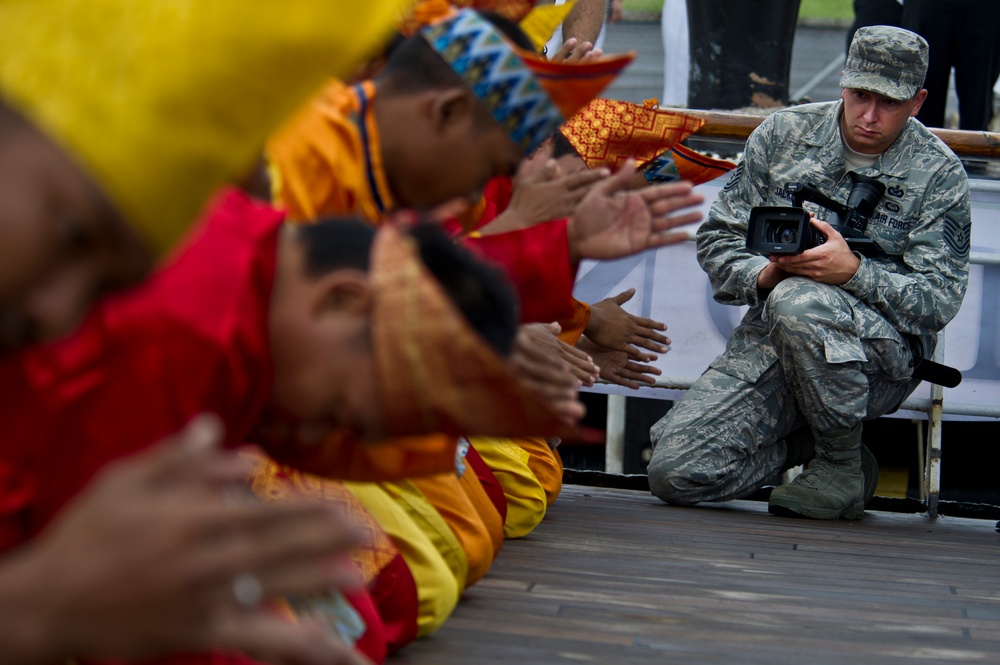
[943,216,970,258]
[723,162,744,192]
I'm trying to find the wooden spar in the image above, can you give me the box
[661,107,767,143]
[664,106,1000,158]
[932,127,1000,158]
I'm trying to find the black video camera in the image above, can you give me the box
[746,172,885,256]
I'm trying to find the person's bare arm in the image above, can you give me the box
[0,415,368,665]
[562,0,610,45]
[609,0,624,23]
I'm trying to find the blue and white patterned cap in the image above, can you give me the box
[421,8,563,154]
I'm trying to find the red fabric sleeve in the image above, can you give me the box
[441,177,512,238]
[344,587,388,664]
[462,219,577,323]
[465,443,507,526]
[370,553,420,654]
[0,189,281,547]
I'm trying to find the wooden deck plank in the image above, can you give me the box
[388,485,1000,665]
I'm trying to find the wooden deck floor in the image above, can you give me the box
[389,485,1000,665]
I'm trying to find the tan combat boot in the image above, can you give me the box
[779,425,879,506]
[769,423,866,520]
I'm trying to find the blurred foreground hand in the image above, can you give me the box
[0,414,370,665]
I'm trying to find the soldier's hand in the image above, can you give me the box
[776,218,861,285]
[757,260,789,290]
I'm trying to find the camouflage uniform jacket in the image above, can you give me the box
[697,100,971,383]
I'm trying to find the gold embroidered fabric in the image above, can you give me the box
[371,225,574,440]
[560,98,706,171]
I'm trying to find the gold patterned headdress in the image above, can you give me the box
[371,225,573,439]
[0,0,408,254]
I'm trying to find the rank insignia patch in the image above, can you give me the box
[943,215,970,257]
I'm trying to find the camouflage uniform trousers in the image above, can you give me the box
[648,277,922,506]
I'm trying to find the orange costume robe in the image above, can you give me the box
[0,190,415,664]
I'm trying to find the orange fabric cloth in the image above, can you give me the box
[411,468,499,588]
[268,432,459,484]
[268,79,393,223]
[457,460,505,562]
[556,297,591,346]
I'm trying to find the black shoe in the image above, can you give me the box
[860,444,879,506]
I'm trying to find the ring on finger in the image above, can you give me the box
[231,573,263,609]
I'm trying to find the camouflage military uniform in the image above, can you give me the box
[648,99,971,505]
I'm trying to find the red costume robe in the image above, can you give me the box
[0,188,416,664]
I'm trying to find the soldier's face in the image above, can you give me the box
[840,87,927,155]
[384,87,522,212]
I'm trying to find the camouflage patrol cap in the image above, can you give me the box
[840,26,929,101]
